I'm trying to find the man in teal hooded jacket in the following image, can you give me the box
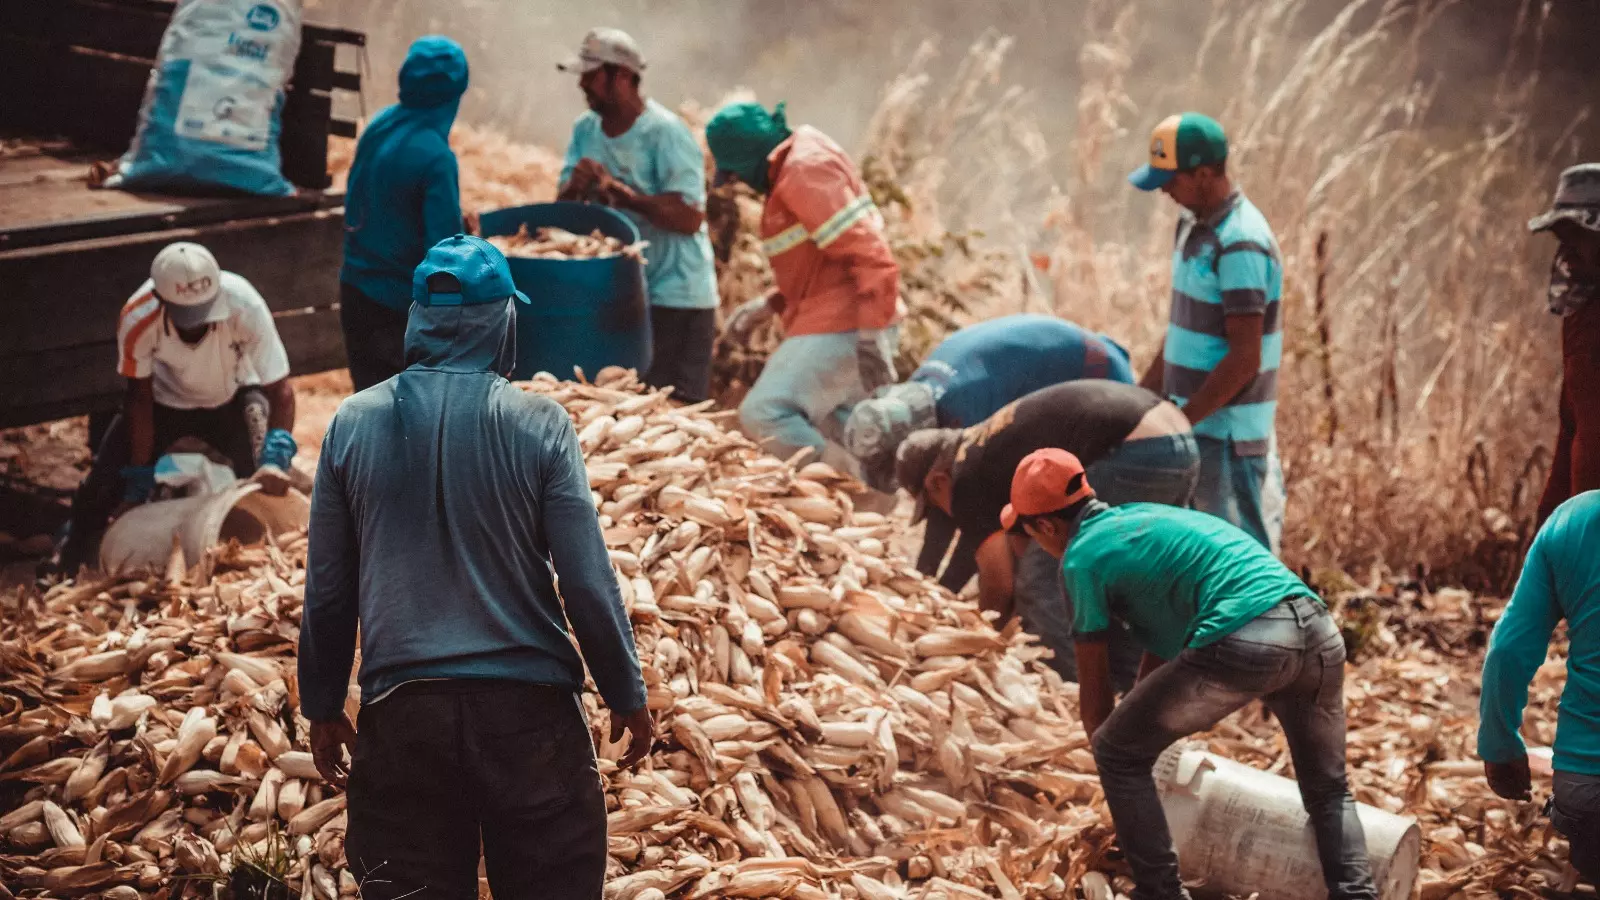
[302,236,652,899]
[1479,490,1600,885]
[339,36,468,392]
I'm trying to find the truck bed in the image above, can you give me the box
[0,0,363,428]
[0,141,340,251]
[0,139,350,428]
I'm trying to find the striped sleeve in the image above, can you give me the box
[812,193,877,249]
[116,290,161,379]
[1216,242,1275,316]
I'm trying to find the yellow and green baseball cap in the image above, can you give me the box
[1128,113,1229,191]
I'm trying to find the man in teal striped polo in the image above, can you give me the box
[1130,112,1285,553]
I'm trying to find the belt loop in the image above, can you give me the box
[1288,595,1311,626]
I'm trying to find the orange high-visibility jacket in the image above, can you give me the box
[760,126,903,337]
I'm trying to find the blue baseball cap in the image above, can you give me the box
[412,235,531,308]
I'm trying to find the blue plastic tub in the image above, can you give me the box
[478,202,651,381]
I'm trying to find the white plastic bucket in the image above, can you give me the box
[99,481,309,576]
[1154,743,1420,900]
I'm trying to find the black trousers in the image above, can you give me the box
[339,283,411,392]
[345,680,607,900]
[643,306,715,403]
[66,387,265,550]
[1551,771,1600,886]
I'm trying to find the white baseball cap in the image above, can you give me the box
[557,27,646,74]
[151,242,227,328]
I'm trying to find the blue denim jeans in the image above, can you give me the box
[739,328,899,476]
[1013,434,1201,690]
[1092,597,1377,900]
[1085,433,1201,508]
[1193,436,1284,555]
[1551,771,1600,886]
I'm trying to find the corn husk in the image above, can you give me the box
[41,800,84,849]
[487,224,647,262]
[0,372,1561,895]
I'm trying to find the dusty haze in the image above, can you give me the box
[312,0,1598,175]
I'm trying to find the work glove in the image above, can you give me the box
[723,296,775,343]
[1484,757,1532,801]
[254,429,298,496]
[258,428,298,472]
[856,328,896,394]
[119,465,157,505]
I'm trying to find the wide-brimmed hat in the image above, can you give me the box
[1530,163,1600,234]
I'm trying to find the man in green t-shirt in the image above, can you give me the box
[1004,448,1376,900]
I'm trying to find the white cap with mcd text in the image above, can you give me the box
[557,27,646,74]
[151,242,228,328]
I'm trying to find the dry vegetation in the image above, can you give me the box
[322,0,1579,587]
[0,371,1584,898]
[804,0,1578,588]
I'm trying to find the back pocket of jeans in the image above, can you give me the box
[1195,641,1290,695]
[1315,642,1348,707]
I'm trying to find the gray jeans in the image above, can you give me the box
[1091,596,1378,900]
[1013,434,1201,690]
[1552,771,1600,885]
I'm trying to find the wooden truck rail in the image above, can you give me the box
[0,0,364,429]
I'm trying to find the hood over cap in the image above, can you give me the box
[344,38,469,245]
[398,36,470,109]
[404,234,530,375]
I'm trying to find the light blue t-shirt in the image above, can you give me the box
[560,100,718,310]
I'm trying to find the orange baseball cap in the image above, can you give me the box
[1000,448,1096,531]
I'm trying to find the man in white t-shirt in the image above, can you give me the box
[48,242,299,574]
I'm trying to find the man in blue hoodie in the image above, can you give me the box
[338,36,468,392]
[300,235,652,900]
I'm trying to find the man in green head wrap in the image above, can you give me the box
[706,101,904,478]
[706,101,792,193]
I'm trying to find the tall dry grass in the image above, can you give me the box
[850,0,1584,588]
[324,0,1579,586]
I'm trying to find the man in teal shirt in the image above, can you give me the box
[1007,448,1376,900]
[1479,491,1600,884]
[556,28,719,402]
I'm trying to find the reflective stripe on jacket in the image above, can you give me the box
[760,127,902,336]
